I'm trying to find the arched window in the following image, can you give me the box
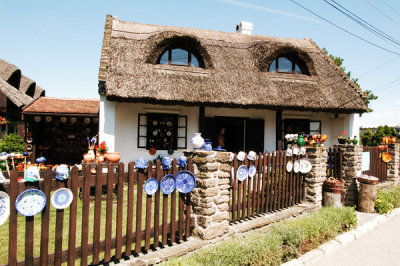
[159,48,201,67]
[268,57,305,74]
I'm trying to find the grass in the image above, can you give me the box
[375,185,400,214]
[0,184,181,265]
[164,207,357,266]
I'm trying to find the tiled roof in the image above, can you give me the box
[23,97,99,115]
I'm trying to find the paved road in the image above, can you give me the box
[308,213,400,266]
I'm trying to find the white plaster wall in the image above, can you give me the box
[99,95,116,151]
[204,107,276,152]
[114,103,199,165]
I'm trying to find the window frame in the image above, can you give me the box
[268,56,307,75]
[158,47,202,68]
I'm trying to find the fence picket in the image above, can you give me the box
[115,162,124,259]
[105,163,114,260]
[125,162,135,256]
[185,157,193,237]
[135,168,144,253]
[80,165,91,266]
[154,160,162,247]
[92,164,103,264]
[67,167,78,266]
[40,168,52,266]
[54,180,66,266]
[145,162,153,251]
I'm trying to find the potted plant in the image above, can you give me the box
[338,131,348,144]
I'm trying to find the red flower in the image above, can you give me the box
[341,131,348,135]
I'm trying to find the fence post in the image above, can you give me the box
[184,150,231,240]
[334,144,362,206]
[305,147,328,206]
[386,143,400,184]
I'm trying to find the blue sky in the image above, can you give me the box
[1,0,399,127]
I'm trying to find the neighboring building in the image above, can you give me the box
[98,15,367,164]
[360,127,378,135]
[23,97,99,165]
[0,58,45,137]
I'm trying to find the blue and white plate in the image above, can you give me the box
[0,191,10,226]
[237,165,248,181]
[293,160,300,173]
[248,165,257,178]
[24,166,40,182]
[176,171,196,193]
[160,174,176,194]
[51,188,73,209]
[15,189,46,216]
[144,178,158,195]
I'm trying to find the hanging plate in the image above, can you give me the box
[299,158,312,174]
[248,165,257,178]
[293,160,300,173]
[0,191,10,226]
[237,165,248,182]
[160,174,176,195]
[51,188,73,209]
[15,189,46,216]
[286,161,293,172]
[144,178,158,195]
[176,170,196,193]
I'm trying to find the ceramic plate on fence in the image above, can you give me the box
[144,178,158,195]
[248,165,257,178]
[0,191,10,226]
[160,174,176,195]
[299,158,312,174]
[176,170,196,193]
[286,161,293,172]
[293,160,300,173]
[51,188,73,209]
[15,189,46,216]
[237,165,248,182]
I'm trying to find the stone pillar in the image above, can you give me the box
[386,143,400,184]
[334,144,362,206]
[184,150,231,240]
[305,147,328,206]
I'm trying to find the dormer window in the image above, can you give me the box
[159,48,201,67]
[268,56,305,74]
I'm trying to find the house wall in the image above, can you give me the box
[99,100,358,165]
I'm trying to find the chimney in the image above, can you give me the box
[236,21,253,35]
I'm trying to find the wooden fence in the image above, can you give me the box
[229,151,305,222]
[1,159,193,265]
[362,146,388,182]
[327,147,343,180]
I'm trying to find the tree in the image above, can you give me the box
[0,133,25,153]
[322,48,377,113]
[360,125,397,146]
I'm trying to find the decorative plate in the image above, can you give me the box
[293,146,299,155]
[286,161,293,172]
[51,188,73,209]
[60,116,67,123]
[149,147,157,155]
[160,174,176,194]
[152,120,158,126]
[237,165,248,182]
[176,170,196,193]
[299,158,312,174]
[15,189,46,216]
[167,121,173,127]
[0,171,5,184]
[144,178,158,195]
[293,160,300,173]
[166,131,171,136]
[248,165,257,178]
[0,191,10,226]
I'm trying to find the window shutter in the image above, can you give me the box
[138,113,147,148]
[177,115,187,149]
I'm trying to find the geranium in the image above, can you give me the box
[341,131,348,136]
[97,141,108,154]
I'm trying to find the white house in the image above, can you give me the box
[98,15,366,165]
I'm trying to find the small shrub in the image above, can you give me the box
[375,185,400,214]
[0,133,25,153]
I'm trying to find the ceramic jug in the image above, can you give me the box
[191,133,204,150]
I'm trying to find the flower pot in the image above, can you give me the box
[323,178,344,194]
[338,138,346,144]
[105,152,120,163]
[83,153,94,163]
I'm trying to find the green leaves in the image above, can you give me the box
[0,133,25,153]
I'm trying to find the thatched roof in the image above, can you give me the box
[23,97,99,115]
[0,78,33,108]
[99,15,367,113]
[0,58,45,101]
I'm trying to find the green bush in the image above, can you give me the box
[375,185,400,214]
[164,207,357,266]
[0,133,25,153]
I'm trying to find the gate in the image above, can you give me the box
[229,151,305,222]
[362,146,388,182]
[327,147,343,180]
